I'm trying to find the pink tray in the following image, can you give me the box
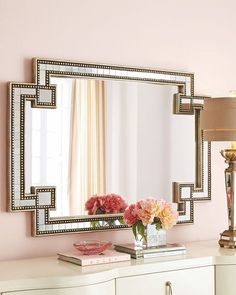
[73,240,112,255]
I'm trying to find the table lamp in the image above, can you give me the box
[200,97,236,248]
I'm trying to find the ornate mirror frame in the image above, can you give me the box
[9,58,211,236]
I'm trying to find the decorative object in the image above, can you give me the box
[124,198,178,247]
[114,243,186,259]
[9,57,211,236]
[147,227,167,247]
[200,97,236,248]
[134,225,167,247]
[85,194,127,227]
[85,194,128,215]
[73,240,112,255]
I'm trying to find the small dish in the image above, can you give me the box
[73,240,112,255]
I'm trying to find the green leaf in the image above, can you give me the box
[136,221,147,241]
[90,221,100,228]
[132,224,137,239]
[119,218,126,225]
[96,208,105,214]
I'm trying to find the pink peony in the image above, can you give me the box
[85,195,105,215]
[136,198,162,226]
[158,202,178,230]
[123,197,178,230]
[103,194,128,213]
[124,204,139,225]
[85,193,128,215]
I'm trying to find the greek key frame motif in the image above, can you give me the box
[9,58,211,236]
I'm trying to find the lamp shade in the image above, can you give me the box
[200,97,236,141]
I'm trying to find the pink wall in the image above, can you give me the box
[0,0,234,260]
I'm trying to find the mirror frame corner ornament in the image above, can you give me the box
[9,58,211,236]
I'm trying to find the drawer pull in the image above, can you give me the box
[165,281,173,295]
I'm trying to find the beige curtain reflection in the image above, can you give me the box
[68,79,106,215]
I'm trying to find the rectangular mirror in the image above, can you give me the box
[9,58,211,236]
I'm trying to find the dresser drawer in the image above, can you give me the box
[216,265,236,295]
[116,266,214,295]
[1,279,115,295]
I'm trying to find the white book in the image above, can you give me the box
[115,243,186,255]
[57,250,131,266]
[141,249,186,259]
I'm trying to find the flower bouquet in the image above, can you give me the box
[124,198,178,247]
[85,193,128,227]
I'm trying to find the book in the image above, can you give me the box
[114,243,186,259]
[133,249,186,259]
[57,250,131,266]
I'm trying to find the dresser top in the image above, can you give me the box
[0,240,236,292]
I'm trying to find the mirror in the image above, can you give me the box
[9,58,211,236]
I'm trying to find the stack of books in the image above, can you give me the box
[114,243,186,259]
[57,249,131,266]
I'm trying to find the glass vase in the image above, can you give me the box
[134,224,166,248]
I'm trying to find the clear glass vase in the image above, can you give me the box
[134,225,166,248]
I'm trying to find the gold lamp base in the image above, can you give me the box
[218,149,236,248]
[219,230,236,248]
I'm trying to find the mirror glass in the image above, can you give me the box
[25,77,194,218]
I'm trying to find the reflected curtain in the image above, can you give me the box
[68,79,107,215]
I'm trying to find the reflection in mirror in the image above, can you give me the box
[25,77,195,218]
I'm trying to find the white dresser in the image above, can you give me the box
[1,240,236,295]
